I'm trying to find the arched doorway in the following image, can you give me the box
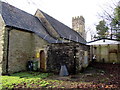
[40,50,46,71]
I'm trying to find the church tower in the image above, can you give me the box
[72,16,86,39]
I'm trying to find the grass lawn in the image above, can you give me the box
[1,72,52,89]
[0,67,119,89]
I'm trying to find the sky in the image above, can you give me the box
[1,0,119,41]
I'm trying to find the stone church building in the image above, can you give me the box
[0,2,89,74]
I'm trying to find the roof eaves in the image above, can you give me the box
[5,25,33,33]
[87,38,120,44]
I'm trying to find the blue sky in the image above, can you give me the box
[1,0,119,41]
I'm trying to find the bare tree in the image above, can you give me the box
[97,0,120,39]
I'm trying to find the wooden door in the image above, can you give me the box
[40,50,45,71]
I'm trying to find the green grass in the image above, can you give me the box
[1,72,52,89]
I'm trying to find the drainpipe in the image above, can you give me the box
[6,28,12,74]
[73,46,76,74]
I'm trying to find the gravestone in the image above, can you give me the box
[59,65,69,76]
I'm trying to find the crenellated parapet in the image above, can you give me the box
[72,16,85,22]
[72,16,86,40]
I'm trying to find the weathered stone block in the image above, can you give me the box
[46,43,90,74]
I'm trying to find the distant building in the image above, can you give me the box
[72,16,86,40]
[87,38,120,63]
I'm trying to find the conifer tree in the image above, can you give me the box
[96,20,109,39]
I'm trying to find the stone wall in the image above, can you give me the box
[47,43,90,74]
[0,15,5,74]
[33,33,49,69]
[1,28,8,74]
[7,29,48,73]
[8,29,34,73]
[0,22,49,74]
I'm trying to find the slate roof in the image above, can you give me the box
[40,10,86,44]
[0,2,60,43]
[0,1,86,44]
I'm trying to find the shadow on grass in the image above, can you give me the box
[9,71,53,79]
